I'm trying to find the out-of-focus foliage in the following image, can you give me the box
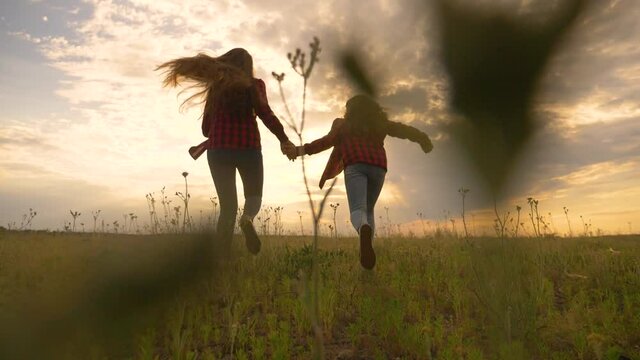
[435,0,587,193]
[339,50,378,97]
[338,0,588,194]
[0,232,221,359]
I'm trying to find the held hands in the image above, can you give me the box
[280,140,297,161]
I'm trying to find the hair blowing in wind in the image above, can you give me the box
[155,48,254,113]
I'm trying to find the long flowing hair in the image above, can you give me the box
[156,48,255,116]
[344,94,389,137]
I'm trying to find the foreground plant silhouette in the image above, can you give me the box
[436,0,587,193]
[458,187,470,238]
[272,36,335,359]
[176,171,191,233]
[0,232,222,359]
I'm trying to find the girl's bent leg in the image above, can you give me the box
[207,150,239,246]
[347,163,378,270]
[344,164,368,233]
[236,149,263,254]
[366,166,386,236]
[236,150,264,220]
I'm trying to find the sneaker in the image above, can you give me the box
[240,217,261,255]
[359,224,375,269]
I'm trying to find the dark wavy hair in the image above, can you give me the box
[344,95,389,136]
[157,48,255,118]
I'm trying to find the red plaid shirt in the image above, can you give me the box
[304,118,430,188]
[201,78,289,149]
[340,133,387,169]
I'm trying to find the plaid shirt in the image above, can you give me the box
[340,133,387,169]
[201,78,289,149]
[304,118,430,188]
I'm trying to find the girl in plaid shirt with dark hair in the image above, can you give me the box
[158,48,295,254]
[292,95,433,269]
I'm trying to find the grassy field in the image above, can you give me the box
[0,230,638,359]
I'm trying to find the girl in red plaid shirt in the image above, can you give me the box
[158,48,295,253]
[292,95,433,269]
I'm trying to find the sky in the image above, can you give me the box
[0,0,639,236]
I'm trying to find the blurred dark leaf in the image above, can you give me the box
[338,50,377,97]
[0,233,222,359]
[436,0,586,193]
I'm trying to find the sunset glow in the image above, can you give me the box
[1,0,638,235]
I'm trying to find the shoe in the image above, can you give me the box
[240,217,261,255]
[359,224,375,269]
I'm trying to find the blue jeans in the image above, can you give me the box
[207,149,263,242]
[344,163,386,235]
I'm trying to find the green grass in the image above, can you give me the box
[0,230,639,359]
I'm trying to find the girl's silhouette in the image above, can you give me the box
[158,48,295,254]
[291,95,433,269]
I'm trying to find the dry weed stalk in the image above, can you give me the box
[272,36,334,360]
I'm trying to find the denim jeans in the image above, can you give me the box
[207,149,263,242]
[344,163,386,235]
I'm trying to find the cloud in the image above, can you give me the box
[381,84,430,114]
[522,115,640,187]
[553,159,637,186]
[0,133,58,152]
[535,0,640,125]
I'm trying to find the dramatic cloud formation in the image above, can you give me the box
[1,0,638,234]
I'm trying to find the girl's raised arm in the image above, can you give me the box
[387,121,433,153]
